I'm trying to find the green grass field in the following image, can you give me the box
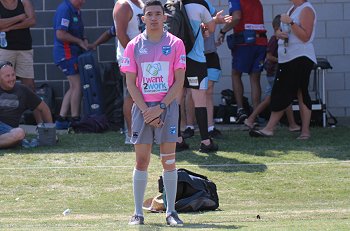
[0,125,349,230]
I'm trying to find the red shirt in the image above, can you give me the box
[229,0,267,46]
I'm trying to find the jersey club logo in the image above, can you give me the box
[162,46,171,55]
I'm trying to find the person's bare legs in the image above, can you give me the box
[134,144,151,172]
[59,86,72,117]
[58,74,81,118]
[124,95,133,137]
[206,80,215,128]
[285,105,301,131]
[0,128,25,149]
[232,70,243,108]
[259,110,285,136]
[245,96,271,128]
[19,77,35,92]
[160,143,176,170]
[180,90,186,130]
[68,74,81,117]
[249,72,261,110]
[297,90,311,138]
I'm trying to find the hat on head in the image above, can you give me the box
[142,193,165,213]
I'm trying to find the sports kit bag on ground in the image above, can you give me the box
[158,168,219,212]
[164,0,202,53]
[78,51,103,116]
[213,89,252,124]
[71,114,109,133]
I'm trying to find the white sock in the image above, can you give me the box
[163,169,178,215]
[133,168,148,216]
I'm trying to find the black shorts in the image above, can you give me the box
[270,56,314,111]
[184,57,208,89]
[205,52,221,70]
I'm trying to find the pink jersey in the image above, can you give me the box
[120,31,186,102]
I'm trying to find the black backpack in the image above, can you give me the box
[158,168,219,212]
[71,114,110,133]
[164,0,201,53]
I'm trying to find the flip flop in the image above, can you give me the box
[249,129,272,138]
[289,127,301,132]
[244,119,258,129]
[297,135,310,140]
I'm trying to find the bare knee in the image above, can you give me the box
[135,162,149,171]
[135,157,150,171]
[1,128,26,148]
[11,128,25,141]
[160,153,176,171]
[191,89,206,107]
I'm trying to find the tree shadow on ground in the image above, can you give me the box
[218,126,350,161]
[137,223,243,230]
[1,126,349,162]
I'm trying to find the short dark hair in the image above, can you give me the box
[143,0,164,14]
[272,14,281,30]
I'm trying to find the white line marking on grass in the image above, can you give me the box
[0,160,349,170]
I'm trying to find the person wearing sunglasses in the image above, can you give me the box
[0,61,52,149]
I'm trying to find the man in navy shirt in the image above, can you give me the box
[53,0,88,129]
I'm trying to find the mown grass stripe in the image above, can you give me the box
[0,160,349,170]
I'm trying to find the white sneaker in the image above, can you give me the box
[125,134,132,144]
[166,212,183,226]
[129,214,144,225]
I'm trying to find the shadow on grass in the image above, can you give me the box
[221,126,350,161]
[138,223,243,230]
[175,149,268,173]
[165,132,268,173]
[0,131,134,155]
[1,126,349,162]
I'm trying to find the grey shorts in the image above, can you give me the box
[131,101,179,145]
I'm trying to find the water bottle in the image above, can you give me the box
[281,23,291,47]
[0,32,8,48]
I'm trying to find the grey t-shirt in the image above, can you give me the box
[0,83,41,127]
